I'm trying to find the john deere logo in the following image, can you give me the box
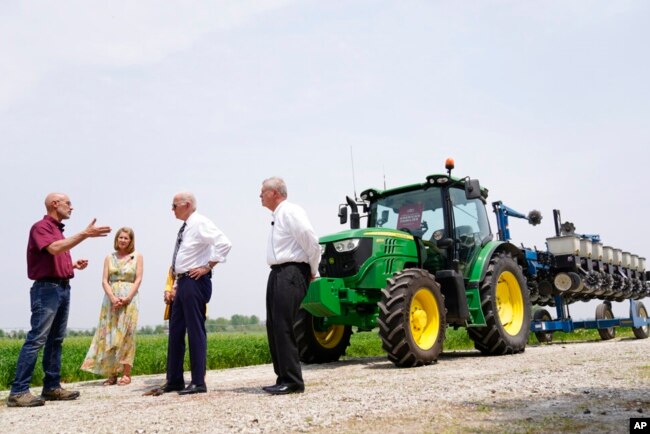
[328,257,335,265]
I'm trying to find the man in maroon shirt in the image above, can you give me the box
[7,193,111,408]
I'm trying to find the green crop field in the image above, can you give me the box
[0,332,272,391]
[0,328,632,391]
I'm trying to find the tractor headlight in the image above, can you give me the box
[320,244,326,256]
[334,238,360,253]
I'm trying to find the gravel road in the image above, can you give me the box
[1,337,649,434]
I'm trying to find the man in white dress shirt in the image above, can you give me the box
[162,192,232,395]
[259,177,321,395]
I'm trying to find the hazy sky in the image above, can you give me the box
[2,1,649,330]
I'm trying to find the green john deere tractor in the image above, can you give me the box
[297,160,531,367]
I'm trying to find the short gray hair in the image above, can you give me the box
[263,177,287,198]
[176,192,197,210]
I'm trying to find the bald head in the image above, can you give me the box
[44,193,67,210]
[44,193,73,221]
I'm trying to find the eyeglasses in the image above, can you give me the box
[172,202,186,210]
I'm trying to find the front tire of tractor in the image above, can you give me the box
[468,252,531,355]
[595,302,616,341]
[378,269,446,367]
[294,309,352,364]
[631,301,649,340]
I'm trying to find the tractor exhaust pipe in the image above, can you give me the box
[346,196,360,229]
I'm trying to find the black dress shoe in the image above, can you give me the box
[178,383,207,395]
[262,380,281,392]
[161,382,185,393]
[265,383,304,395]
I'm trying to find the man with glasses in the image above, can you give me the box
[160,192,231,395]
[260,177,320,395]
[7,193,111,407]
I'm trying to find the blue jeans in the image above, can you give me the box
[11,281,71,395]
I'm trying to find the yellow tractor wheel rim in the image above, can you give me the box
[409,288,440,350]
[496,270,524,336]
[313,323,346,349]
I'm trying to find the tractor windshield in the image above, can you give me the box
[368,187,444,240]
[367,185,492,268]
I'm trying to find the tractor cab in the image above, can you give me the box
[357,163,491,277]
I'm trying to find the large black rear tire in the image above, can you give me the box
[294,310,352,364]
[468,252,531,355]
[378,269,446,367]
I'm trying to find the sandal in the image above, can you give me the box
[117,375,131,386]
[103,376,118,386]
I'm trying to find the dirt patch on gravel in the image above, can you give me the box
[1,338,649,433]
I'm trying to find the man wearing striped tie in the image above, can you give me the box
[160,192,232,395]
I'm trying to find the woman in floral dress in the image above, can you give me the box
[81,227,143,385]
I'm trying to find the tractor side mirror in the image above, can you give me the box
[465,178,482,200]
[338,205,348,225]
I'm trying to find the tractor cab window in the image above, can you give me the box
[369,188,444,240]
[449,187,492,268]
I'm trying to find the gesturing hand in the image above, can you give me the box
[73,259,89,270]
[85,218,112,238]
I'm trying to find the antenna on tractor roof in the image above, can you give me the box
[350,146,358,200]
[383,165,386,190]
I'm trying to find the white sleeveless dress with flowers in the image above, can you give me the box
[81,252,139,376]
